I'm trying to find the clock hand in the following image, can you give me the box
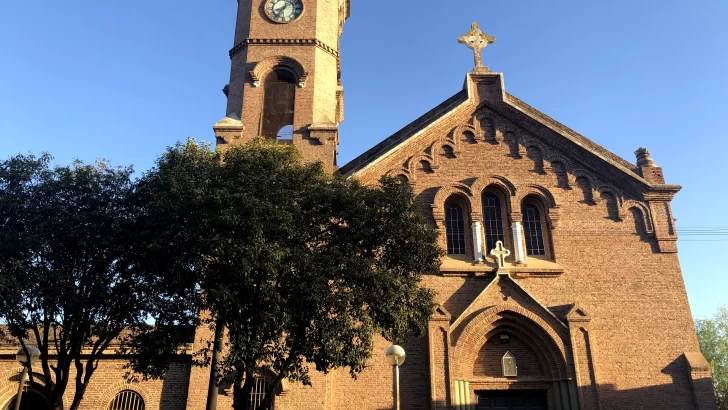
[273,1,286,14]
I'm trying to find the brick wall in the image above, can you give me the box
[0,357,191,410]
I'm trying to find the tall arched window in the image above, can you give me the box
[522,204,545,256]
[482,194,505,254]
[108,390,145,410]
[261,69,296,138]
[445,203,466,255]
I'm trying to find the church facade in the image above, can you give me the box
[0,1,718,409]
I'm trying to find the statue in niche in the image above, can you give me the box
[502,351,517,377]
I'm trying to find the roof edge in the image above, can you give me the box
[503,93,644,180]
[338,89,469,177]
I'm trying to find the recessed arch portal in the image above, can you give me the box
[455,304,569,381]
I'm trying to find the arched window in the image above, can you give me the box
[261,69,296,138]
[482,194,505,254]
[522,204,545,256]
[276,124,294,141]
[108,390,145,410]
[445,203,466,255]
[250,377,273,410]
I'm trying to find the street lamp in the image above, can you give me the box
[385,345,406,410]
[14,345,40,410]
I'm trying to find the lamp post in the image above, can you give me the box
[385,345,406,410]
[14,345,40,410]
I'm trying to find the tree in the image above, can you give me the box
[128,139,442,410]
[0,154,190,410]
[696,305,728,410]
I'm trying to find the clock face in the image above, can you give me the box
[266,0,303,23]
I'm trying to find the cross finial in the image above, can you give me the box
[458,22,496,72]
[490,241,511,271]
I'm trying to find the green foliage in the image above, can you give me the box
[697,306,728,409]
[0,154,159,410]
[129,139,441,410]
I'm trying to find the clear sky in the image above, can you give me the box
[1,1,726,318]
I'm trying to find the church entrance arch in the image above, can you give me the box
[448,293,581,410]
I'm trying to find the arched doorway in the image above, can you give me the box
[4,391,51,410]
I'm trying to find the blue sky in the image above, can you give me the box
[1,1,726,318]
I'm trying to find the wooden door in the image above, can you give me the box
[476,390,546,410]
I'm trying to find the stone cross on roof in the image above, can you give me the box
[458,22,496,72]
[490,241,511,271]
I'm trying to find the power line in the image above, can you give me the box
[677,239,728,242]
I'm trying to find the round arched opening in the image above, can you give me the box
[108,390,145,410]
[276,124,294,141]
[4,391,51,410]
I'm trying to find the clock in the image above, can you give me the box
[265,0,303,23]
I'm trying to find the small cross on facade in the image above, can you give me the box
[490,240,511,271]
[458,22,496,72]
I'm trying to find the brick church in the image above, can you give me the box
[0,1,718,409]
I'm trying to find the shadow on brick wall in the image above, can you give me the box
[159,358,193,410]
[372,380,718,410]
[370,356,717,410]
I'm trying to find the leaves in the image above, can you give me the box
[696,305,728,409]
[0,153,191,410]
[129,139,441,410]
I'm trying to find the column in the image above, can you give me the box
[472,221,484,262]
[464,381,472,409]
[512,221,526,264]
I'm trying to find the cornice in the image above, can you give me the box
[229,38,339,59]
[642,184,682,201]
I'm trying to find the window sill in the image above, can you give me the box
[440,256,564,277]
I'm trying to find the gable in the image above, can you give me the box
[339,71,677,200]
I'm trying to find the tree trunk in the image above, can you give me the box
[232,370,255,410]
[69,382,88,410]
[49,362,70,410]
[206,319,225,410]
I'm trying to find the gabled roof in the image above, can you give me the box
[338,89,468,176]
[503,93,639,174]
[339,72,658,191]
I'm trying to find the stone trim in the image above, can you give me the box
[249,56,308,88]
[432,184,475,222]
[229,38,339,59]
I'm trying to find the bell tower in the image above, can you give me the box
[214,0,350,171]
